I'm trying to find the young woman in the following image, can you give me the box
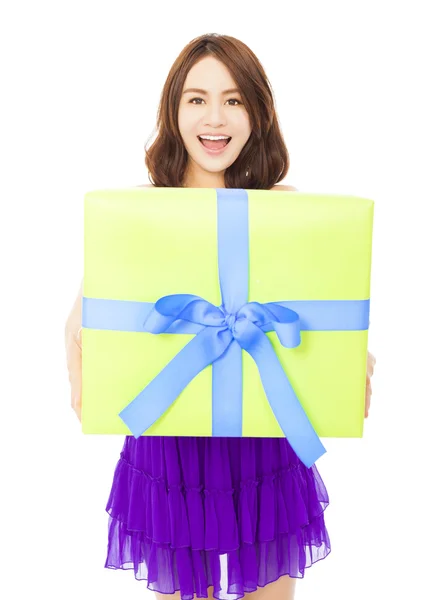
[65,33,376,600]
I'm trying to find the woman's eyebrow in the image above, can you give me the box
[182,87,240,95]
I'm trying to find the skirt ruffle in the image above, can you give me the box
[104,435,331,599]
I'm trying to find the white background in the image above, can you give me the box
[1,1,433,598]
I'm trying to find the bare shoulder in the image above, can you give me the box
[136,184,298,190]
[271,184,298,191]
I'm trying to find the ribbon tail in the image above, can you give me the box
[119,327,232,438]
[237,323,326,468]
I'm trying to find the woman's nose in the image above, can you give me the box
[204,103,227,127]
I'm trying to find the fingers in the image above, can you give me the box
[76,326,82,350]
[365,374,372,418]
[367,351,376,378]
[65,282,84,424]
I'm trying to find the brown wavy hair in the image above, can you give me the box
[144,33,290,190]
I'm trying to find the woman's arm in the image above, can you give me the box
[64,278,83,422]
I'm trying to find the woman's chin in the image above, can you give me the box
[192,154,233,172]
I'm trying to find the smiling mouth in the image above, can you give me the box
[198,136,232,149]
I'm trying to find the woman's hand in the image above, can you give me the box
[365,350,376,418]
[64,280,83,423]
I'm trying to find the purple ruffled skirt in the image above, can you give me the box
[104,435,331,599]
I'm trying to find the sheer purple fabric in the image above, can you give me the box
[104,435,331,599]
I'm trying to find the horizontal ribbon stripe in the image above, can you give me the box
[83,188,370,468]
[82,297,370,333]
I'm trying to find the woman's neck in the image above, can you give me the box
[182,168,226,189]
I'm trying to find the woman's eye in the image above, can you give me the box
[189,98,242,106]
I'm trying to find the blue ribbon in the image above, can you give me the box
[83,188,370,468]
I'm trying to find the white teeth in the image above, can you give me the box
[199,135,230,141]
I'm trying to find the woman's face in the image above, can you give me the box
[178,56,252,187]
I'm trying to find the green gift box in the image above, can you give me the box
[82,187,373,465]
